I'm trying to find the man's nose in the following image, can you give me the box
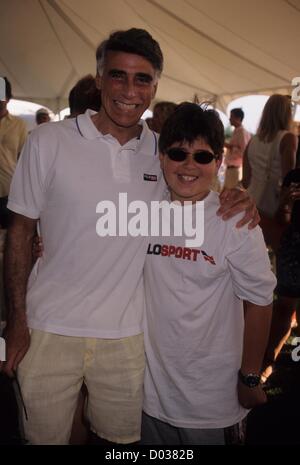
[122,78,137,98]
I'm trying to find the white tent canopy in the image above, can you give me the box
[1,0,299,112]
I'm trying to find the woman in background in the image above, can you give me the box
[242,94,297,251]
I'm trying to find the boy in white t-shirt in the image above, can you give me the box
[141,103,277,445]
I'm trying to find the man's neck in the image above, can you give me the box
[91,112,142,146]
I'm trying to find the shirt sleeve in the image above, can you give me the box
[8,132,46,219]
[17,120,28,155]
[224,223,277,306]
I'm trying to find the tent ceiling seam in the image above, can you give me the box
[184,0,298,72]
[284,0,300,13]
[59,0,106,38]
[124,0,226,93]
[40,0,76,79]
[0,56,25,94]
[146,0,290,84]
[47,0,95,50]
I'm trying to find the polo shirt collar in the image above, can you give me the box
[75,109,103,140]
[76,109,157,155]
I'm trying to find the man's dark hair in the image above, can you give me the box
[68,74,101,116]
[4,77,12,100]
[230,107,244,121]
[96,28,163,76]
[159,102,224,157]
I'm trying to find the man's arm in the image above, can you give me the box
[218,187,260,229]
[1,212,38,376]
[238,301,272,409]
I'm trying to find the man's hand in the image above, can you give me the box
[0,321,30,377]
[238,379,267,409]
[218,187,260,229]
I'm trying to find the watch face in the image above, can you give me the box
[239,370,260,387]
[246,375,260,387]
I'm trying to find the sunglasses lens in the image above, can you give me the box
[194,151,215,164]
[166,148,187,162]
[166,148,216,164]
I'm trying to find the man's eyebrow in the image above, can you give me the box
[108,69,126,75]
[135,73,154,82]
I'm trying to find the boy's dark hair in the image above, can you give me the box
[230,107,244,121]
[96,28,163,76]
[159,102,224,157]
[4,77,12,100]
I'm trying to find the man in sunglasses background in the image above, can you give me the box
[141,103,276,445]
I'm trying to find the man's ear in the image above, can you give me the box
[95,74,101,90]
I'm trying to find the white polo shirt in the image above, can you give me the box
[8,110,165,338]
[143,191,277,429]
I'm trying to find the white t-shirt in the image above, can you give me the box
[143,191,276,429]
[8,110,165,338]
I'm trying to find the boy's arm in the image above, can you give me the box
[238,301,272,409]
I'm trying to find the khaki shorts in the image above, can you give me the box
[18,329,145,444]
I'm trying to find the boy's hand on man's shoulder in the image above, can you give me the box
[217,187,260,229]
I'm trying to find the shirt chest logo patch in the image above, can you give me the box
[144,173,157,182]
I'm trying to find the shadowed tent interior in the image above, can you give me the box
[0,0,299,112]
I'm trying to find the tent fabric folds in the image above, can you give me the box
[0,0,298,111]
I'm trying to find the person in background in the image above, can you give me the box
[242,94,297,252]
[261,166,300,382]
[0,77,27,227]
[147,101,177,133]
[0,77,27,323]
[35,108,51,125]
[224,108,251,189]
[68,74,101,117]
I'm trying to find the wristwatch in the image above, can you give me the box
[238,369,261,388]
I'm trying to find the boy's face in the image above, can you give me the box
[159,137,221,204]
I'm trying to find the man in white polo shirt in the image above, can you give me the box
[1,29,259,445]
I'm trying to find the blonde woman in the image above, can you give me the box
[242,94,297,251]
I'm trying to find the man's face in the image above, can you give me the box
[159,137,221,204]
[97,51,158,131]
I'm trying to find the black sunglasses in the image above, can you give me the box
[165,148,218,164]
